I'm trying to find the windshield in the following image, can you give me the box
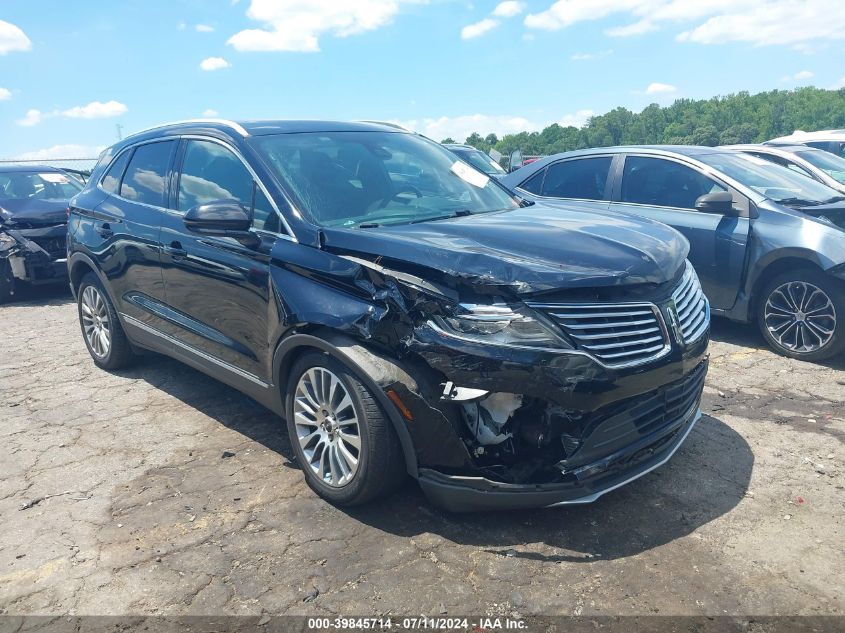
[252,132,519,228]
[451,147,507,176]
[794,149,845,185]
[697,152,843,205]
[0,171,83,201]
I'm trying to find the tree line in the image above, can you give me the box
[445,87,845,157]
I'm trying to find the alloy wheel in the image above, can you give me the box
[81,285,111,358]
[293,367,362,487]
[764,281,836,354]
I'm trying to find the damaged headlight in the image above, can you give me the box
[430,304,571,349]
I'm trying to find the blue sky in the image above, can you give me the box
[2,0,844,159]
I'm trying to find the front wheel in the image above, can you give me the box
[285,351,406,506]
[756,269,845,361]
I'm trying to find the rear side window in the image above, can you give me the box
[120,141,176,207]
[519,169,545,195]
[540,157,612,200]
[621,156,726,209]
[177,140,280,232]
[101,150,131,194]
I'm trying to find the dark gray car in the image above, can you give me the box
[502,146,845,361]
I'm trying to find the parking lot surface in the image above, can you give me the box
[0,287,842,617]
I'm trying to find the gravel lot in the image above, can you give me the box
[0,286,842,617]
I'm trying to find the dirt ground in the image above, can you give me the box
[0,285,842,618]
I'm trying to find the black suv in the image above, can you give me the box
[68,120,709,511]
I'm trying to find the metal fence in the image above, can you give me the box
[0,157,99,171]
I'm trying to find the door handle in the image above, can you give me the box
[97,223,114,239]
[165,241,188,260]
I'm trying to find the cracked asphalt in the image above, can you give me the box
[0,286,842,617]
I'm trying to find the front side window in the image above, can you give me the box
[0,171,82,201]
[540,157,612,200]
[621,156,726,209]
[251,131,519,228]
[120,141,176,207]
[177,140,280,232]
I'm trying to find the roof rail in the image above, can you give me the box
[131,118,250,138]
[357,120,412,132]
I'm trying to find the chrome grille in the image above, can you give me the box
[672,263,709,344]
[529,302,669,367]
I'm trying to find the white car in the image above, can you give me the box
[725,144,845,194]
[766,130,845,157]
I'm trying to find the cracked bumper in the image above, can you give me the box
[417,405,701,512]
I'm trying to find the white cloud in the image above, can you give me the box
[781,70,814,82]
[395,111,593,142]
[525,0,845,48]
[61,100,128,119]
[559,109,594,127]
[202,108,220,116]
[16,109,42,127]
[14,144,106,161]
[200,56,231,71]
[492,1,526,18]
[461,18,498,39]
[15,100,127,126]
[571,49,613,60]
[645,82,677,94]
[0,87,11,101]
[605,19,657,37]
[228,0,421,53]
[0,19,31,55]
[195,24,215,32]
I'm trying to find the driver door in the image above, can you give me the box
[158,137,280,379]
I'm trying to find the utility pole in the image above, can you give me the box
[115,123,124,141]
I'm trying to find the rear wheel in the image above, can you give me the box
[77,273,135,369]
[285,351,406,506]
[756,268,845,361]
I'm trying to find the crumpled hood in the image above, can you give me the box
[0,198,69,227]
[320,204,689,294]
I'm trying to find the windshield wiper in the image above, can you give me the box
[822,195,845,204]
[777,197,824,207]
[409,209,473,224]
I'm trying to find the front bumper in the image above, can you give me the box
[0,225,68,284]
[418,403,701,512]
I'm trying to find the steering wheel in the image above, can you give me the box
[376,186,423,209]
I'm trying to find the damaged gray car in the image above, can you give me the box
[68,120,710,511]
[0,165,82,302]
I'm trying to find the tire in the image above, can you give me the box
[77,272,135,370]
[285,351,406,506]
[0,259,14,304]
[756,268,845,361]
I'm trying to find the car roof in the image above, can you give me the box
[723,144,818,153]
[0,164,65,174]
[767,130,845,143]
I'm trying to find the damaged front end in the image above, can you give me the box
[0,220,69,296]
[278,227,710,511]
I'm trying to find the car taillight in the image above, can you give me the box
[66,207,71,219]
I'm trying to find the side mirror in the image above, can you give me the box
[184,200,251,235]
[695,191,738,215]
